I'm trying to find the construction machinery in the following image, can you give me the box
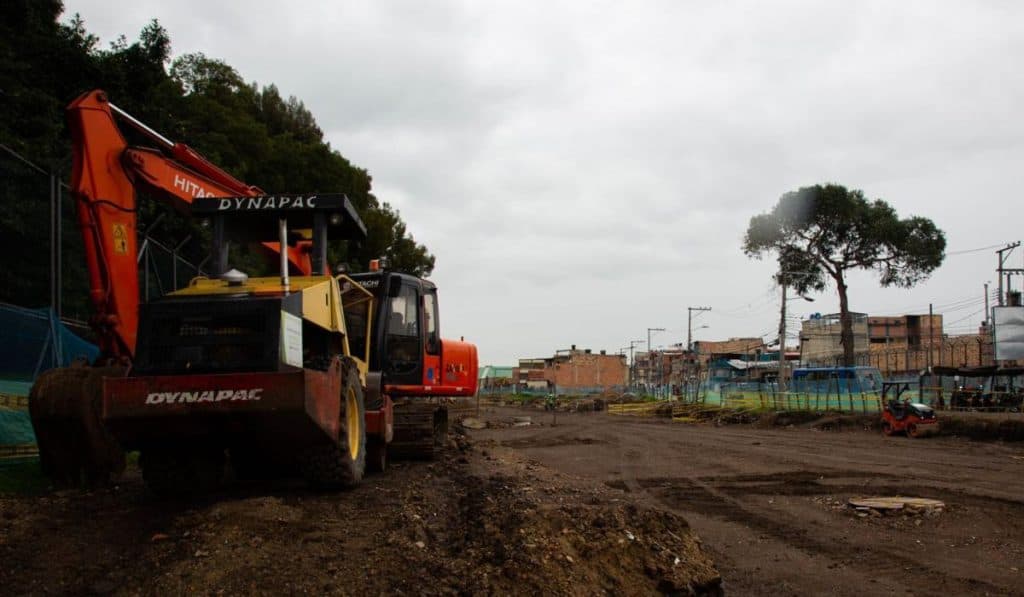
[29,89,477,494]
[923,366,1024,411]
[881,381,939,438]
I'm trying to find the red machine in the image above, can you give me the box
[881,382,939,438]
[29,90,477,493]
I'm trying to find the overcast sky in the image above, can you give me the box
[65,0,1024,365]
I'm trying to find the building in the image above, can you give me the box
[868,314,943,347]
[691,337,766,368]
[512,358,548,390]
[635,345,690,391]
[800,313,869,364]
[513,346,628,394]
[478,365,514,391]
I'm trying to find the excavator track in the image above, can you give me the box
[389,401,448,460]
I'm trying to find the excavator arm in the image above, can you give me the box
[67,89,309,358]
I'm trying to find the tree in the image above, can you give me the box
[0,4,437,319]
[743,184,946,366]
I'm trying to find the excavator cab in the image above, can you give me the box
[348,268,477,459]
[348,270,450,387]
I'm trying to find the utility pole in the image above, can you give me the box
[997,242,1020,306]
[687,307,711,351]
[647,328,665,395]
[774,272,813,392]
[629,339,645,389]
[929,303,934,369]
[984,282,990,327]
[778,285,788,393]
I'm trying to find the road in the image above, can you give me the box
[472,406,1024,596]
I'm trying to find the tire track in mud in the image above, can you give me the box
[627,471,1011,595]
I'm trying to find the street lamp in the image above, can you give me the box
[687,307,711,351]
[629,339,645,389]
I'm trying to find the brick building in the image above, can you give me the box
[800,313,869,364]
[512,346,627,393]
[868,314,943,347]
[691,337,766,367]
[512,358,548,390]
[864,328,1003,376]
[635,346,690,389]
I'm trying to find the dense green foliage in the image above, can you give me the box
[0,2,434,319]
[743,183,946,365]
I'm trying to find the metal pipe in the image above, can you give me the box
[108,101,176,149]
[279,217,289,292]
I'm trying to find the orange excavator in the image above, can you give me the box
[29,90,478,494]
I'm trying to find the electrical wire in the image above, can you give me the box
[946,243,1015,256]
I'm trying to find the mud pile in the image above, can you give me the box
[384,460,722,595]
[1,430,720,595]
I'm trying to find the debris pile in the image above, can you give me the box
[384,458,723,596]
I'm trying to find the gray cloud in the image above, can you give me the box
[66,0,1024,364]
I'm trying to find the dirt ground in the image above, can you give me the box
[0,423,720,596]
[472,406,1024,596]
[4,405,1024,595]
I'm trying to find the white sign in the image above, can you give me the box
[281,311,304,367]
[994,306,1024,360]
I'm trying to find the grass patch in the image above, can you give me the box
[0,457,48,495]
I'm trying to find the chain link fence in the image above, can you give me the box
[0,143,207,322]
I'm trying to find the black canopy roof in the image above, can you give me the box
[192,193,367,241]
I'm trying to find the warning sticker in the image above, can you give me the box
[112,224,128,255]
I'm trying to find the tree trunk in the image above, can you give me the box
[836,273,855,367]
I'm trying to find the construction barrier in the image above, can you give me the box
[607,402,664,417]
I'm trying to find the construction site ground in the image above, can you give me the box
[2,404,1023,595]
[469,405,1024,596]
[0,413,720,596]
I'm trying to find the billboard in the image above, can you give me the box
[993,306,1024,360]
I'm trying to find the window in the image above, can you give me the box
[424,291,439,354]
[387,285,418,337]
[385,284,420,376]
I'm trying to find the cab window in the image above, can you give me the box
[385,284,420,375]
[424,291,439,354]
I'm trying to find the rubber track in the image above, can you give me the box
[390,403,443,460]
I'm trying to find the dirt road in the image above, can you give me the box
[4,405,1022,596]
[0,426,720,595]
[472,407,1024,596]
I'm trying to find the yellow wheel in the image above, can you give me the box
[300,359,366,488]
[345,385,362,461]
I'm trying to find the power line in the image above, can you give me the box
[946,243,1014,256]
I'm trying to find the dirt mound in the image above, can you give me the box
[384,463,721,595]
[0,429,720,595]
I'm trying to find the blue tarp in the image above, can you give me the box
[0,303,100,448]
[0,409,35,445]
[0,303,99,382]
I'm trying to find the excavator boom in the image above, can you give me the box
[67,89,308,358]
